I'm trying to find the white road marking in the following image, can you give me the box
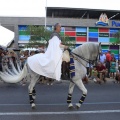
[0,110,120,115]
[0,102,120,106]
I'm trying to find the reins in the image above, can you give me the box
[68,43,101,66]
[70,51,96,65]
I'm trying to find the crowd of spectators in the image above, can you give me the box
[1,46,120,85]
[0,46,46,85]
[87,50,120,84]
[0,48,18,72]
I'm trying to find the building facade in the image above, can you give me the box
[0,9,120,59]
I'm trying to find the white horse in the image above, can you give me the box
[0,42,101,109]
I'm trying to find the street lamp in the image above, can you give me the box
[45,0,47,29]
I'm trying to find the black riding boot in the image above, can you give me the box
[61,61,69,80]
[66,62,70,79]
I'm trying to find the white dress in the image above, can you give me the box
[27,36,63,81]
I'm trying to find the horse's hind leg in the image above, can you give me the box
[67,81,75,108]
[28,72,39,108]
[32,87,36,100]
[74,79,87,109]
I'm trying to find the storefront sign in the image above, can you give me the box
[99,33,109,37]
[112,21,120,27]
[96,13,109,26]
[76,32,87,36]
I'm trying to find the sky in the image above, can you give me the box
[0,0,119,46]
[0,0,119,17]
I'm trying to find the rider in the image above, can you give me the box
[27,23,69,81]
[50,23,69,80]
[50,23,68,49]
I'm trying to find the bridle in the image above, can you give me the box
[69,43,101,66]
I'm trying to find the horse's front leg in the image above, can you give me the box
[32,87,36,100]
[28,72,39,109]
[74,79,87,109]
[67,81,75,109]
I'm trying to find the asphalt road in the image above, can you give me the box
[0,80,120,120]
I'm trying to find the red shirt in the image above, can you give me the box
[106,53,111,62]
[96,65,106,72]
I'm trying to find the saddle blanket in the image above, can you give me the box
[69,55,75,78]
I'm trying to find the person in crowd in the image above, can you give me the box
[30,51,35,56]
[20,50,29,69]
[118,60,120,72]
[111,53,116,62]
[96,62,107,83]
[20,50,29,86]
[9,50,18,69]
[0,49,4,71]
[1,50,9,72]
[105,50,111,78]
[91,66,101,84]
[88,64,93,78]
[114,70,120,84]
[38,46,45,53]
[100,51,106,65]
[110,57,116,78]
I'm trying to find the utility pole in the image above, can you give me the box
[45,0,47,29]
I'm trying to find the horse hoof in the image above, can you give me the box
[32,95,36,100]
[76,103,81,109]
[31,103,36,109]
[68,103,74,109]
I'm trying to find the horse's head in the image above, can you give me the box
[72,42,101,65]
[87,42,101,64]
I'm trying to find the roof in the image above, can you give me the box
[47,7,120,20]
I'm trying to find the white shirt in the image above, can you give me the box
[100,54,106,63]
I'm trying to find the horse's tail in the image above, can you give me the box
[0,62,28,83]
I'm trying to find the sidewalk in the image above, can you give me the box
[60,77,116,84]
[0,77,116,85]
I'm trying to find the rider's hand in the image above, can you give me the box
[67,48,71,53]
[64,46,69,50]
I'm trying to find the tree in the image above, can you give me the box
[112,31,120,45]
[25,25,52,48]
[25,25,76,48]
[61,35,76,49]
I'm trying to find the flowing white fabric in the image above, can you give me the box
[27,36,63,81]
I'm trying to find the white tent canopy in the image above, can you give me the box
[0,25,14,47]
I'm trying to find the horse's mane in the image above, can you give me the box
[72,42,99,60]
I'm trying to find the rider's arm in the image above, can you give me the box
[59,43,68,49]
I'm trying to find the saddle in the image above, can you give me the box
[62,50,70,62]
[61,50,70,80]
